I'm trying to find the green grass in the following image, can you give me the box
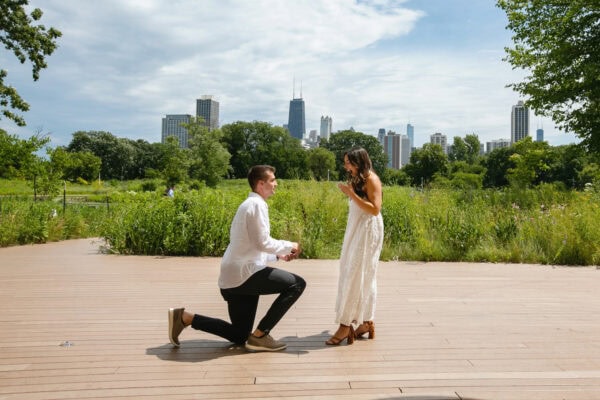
[1,178,599,265]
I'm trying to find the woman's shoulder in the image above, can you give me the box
[366,171,381,187]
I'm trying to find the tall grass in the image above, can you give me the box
[1,180,599,265]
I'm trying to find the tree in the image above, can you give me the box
[49,147,101,182]
[67,131,136,180]
[403,143,448,186]
[546,144,588,188]
[220,121,308,179]
[130,139,165,179]
[448,136,469,163]
[381,168,410,186]
[497,1,600,151]
[482,146,515,188]
[161,135,188,187]
[321,130,387,178]
[464,134,482,164]
[185,117,231,187]
[306,147,337,181]
[1,1,61,126]
[507,137,553,188]
[0,128,49,178]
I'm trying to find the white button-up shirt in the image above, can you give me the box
[218,192,294,289]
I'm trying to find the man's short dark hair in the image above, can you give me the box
[248,165,276,190]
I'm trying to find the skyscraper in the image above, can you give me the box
[401,134,411,167]
[536,127,544,142]
[430,132,448,154]
[511,100,529,144]
[196,95,219,131]
[486,139,511,153]
[162,114,192,148]
[288,98,305,140]
[320,116,332,141]
[377,128,386,145]
[406,123,414,149]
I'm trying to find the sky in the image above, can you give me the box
[0,0,581,149]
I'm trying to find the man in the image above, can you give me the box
[168,165,305,352]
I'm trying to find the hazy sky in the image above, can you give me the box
[0,0,581,148]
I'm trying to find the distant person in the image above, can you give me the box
[326,147,384,345]
[168,165,305,351]
[166,185,175,197]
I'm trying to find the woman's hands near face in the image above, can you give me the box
[337,182,353,197]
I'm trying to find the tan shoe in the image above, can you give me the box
[168,308,186,347]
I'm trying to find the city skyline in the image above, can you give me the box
[0,1,581,148]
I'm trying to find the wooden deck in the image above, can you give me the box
[1,239,599,400]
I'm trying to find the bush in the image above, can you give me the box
[2,179,600,265]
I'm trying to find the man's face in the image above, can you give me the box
[256,170,277,200]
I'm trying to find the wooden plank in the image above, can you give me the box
[1,238,599,399]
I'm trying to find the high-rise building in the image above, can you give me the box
[384,132,411,169]
[406,123,414,149]
[401,134,411,167]
[486,139,511,153]
[288,98,305,140]
[536,127,544,142]
[196,95,219,131]
[384,131,399,169]
[320,116,332,141]
[511,100,529,143]
[430,132,448,154]
[162,114,192,148]
[377,128,386,145]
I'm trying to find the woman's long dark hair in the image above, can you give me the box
[344,147,372,199]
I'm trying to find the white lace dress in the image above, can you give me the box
[334,198,384,325]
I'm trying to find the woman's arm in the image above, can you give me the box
[338,173,382,216]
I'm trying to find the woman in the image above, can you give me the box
[326,147,384,345]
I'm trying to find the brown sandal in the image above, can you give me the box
[354,321,375,340]
[326,325,355,345]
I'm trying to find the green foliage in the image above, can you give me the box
[404,143,449,186]
[2,179,600,265]
[49,147,101,182]
[321,130,387,178]
[185,117,231,187]
[220,121,309,179]
[101,189,242,256]
[0,1,62,126]
[269,180,347,259]
[497,0,600,151]
[67,131,138,180]
[381,168,410,186]
[160,135,188,187]
[483,146,515,188]
[0,129,50,178]
[0,198,107,246]
[306,147,337,181]
[449,134,481,164]
[140,180,158,192]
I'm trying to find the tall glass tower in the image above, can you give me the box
[320,116,332,141]
[406,123,414,149]
[196,95,219,131]
[162,114,192,148]
[287,98,305,140]
[511,100,529,144]
[536,128,544,142]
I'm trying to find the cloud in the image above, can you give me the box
[1,0,578,147]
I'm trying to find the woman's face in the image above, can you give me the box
[343,155,358,176]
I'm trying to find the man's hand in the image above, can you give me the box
[280,242,301,261]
